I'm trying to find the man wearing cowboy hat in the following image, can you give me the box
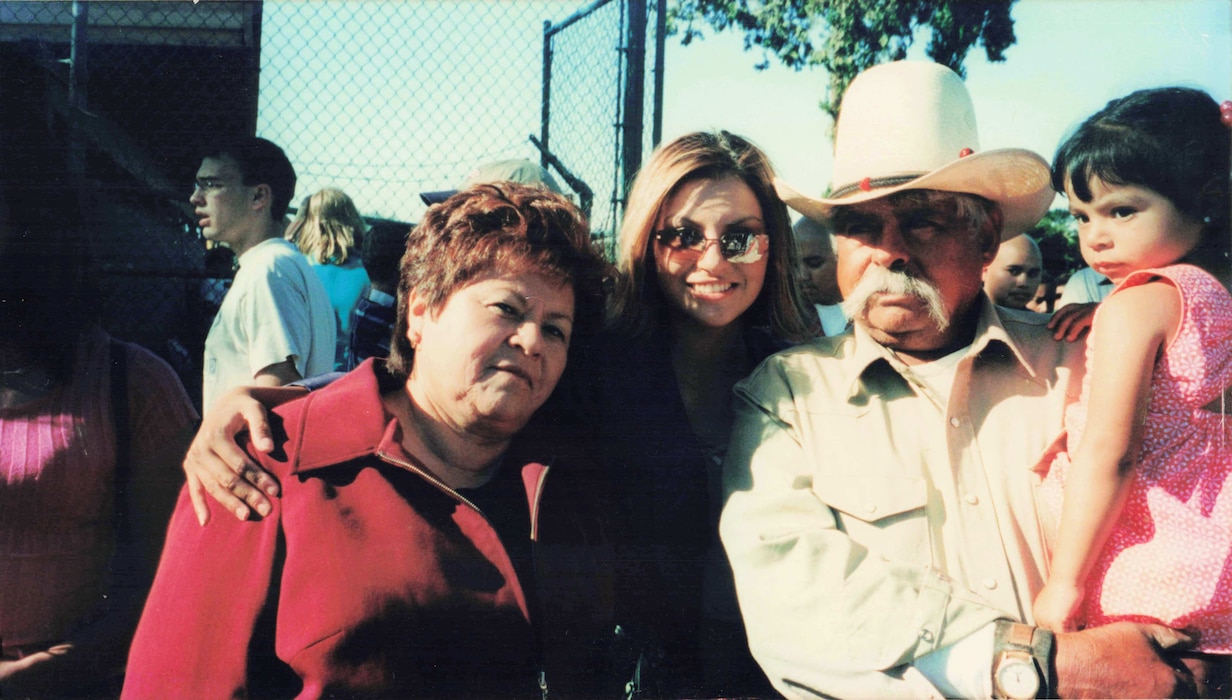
[720,61,1216,699]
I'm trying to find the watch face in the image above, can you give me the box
[996,659,1040,699]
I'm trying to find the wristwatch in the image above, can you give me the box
[992,620,1053,699]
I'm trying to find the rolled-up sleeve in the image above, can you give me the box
[719,357,1004,699]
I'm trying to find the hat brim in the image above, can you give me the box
[777,148,1055,240]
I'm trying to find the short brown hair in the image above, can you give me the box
[609,131,815,341]
[386,183,609,379]
[203,137,297,221]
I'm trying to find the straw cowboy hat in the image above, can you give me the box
[776,60,1054,239]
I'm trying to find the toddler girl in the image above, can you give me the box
[1034,87,1232,654]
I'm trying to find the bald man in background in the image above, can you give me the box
[983,232,1043,310]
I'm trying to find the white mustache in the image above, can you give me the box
[841,265,950,332]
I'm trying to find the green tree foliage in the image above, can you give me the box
[1029,208,1084,283]
[670,0,1018,124]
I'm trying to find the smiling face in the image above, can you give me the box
[983,233,1043,309]
[652,175,768,331]
[1065,177,1204,284]
[405,271,574,442]
[831,191,998,354]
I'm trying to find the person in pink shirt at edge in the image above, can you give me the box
[0,156,197,693]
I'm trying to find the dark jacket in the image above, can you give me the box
[550,326,785,698]
[123,360,616,699]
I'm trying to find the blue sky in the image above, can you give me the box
[663,0,1232,209]
[260,0,1231,224]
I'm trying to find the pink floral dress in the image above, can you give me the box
[1044,264,1232,652]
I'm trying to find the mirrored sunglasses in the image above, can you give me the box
[653,227,765,260]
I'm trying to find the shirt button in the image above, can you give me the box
[965,494,980,505]
[983,578,998,590]
[865,504,877,515]
[949,417,961,427]
[920,629,934,642]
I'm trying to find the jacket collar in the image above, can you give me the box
[288,360,402,474]
[284,362,552,527]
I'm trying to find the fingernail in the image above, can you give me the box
[265,485,280,497]
[257,502,271,517]
[236,506,249,520]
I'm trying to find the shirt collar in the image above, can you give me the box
[843,295,1038,400]
[288,361,554,487]
[236,236,291,266]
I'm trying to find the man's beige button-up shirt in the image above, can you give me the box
[721,299,1085,699]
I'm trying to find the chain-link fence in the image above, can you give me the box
[539,0,664,252]
[1,0,663,409]
[258,0,661,246]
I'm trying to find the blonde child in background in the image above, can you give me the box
[1034,88,1232,660]
[285,188,370,370]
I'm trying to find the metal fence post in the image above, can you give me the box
[541,19,552,169]
[68,0,89,177]
[69,1,88,110]
[651,0,665,148]
[244,2,262,136]
[620,0,645,199]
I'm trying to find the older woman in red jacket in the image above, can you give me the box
[122,184,614,699]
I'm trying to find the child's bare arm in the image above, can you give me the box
[1036,282,1179,631]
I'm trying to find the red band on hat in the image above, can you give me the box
[859,177,872,192]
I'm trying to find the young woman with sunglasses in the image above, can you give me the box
[567,131,816,696]
[180,131,815,698]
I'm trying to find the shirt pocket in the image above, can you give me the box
[813,472,933,568]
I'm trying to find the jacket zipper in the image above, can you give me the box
[374,450,483,512]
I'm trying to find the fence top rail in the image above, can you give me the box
[544,0,614,39]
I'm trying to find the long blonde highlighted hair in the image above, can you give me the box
[610,131,816,341]
[286,188,367,264]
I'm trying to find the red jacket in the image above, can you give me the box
[123,361,616,699]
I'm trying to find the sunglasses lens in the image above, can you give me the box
[677,228,704,249]
[721,231,754,258]
[657,227,702,250]
[656,228,761,259]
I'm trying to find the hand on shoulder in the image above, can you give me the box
[183,384,303,525]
